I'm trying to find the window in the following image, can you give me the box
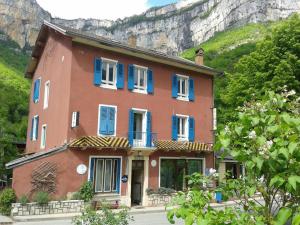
[177,75,188,100]
[160,158,203,191]
[33,78,41,103]
[98,105,117,136]
[71,112,80,128]
[93,158,120,193]
[177,116,188,141]
[101,59,117,88]
[43,81,50,109]
[134,66,147,92]
[40,124,47,149]
[31,115,39,141]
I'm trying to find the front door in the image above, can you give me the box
[131,160,144,206]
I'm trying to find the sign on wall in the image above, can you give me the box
[76,164,87,175]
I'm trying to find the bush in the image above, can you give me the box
[0,188,16,215]
[72,205,133,225]
[79,181,94,202]
[146,187,175,196]
[71,192,81,200]
[18,195,29,205]
[33,192,50,205]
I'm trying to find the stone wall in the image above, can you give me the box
[147,194,176,207]
[11,200,84,216]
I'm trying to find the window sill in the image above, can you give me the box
[100,84,117,90]
[178,138,188,142]
[132,89,148,95]
[176,97,189,102]
[97,133,116,137]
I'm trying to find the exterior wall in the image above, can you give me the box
[12,148,128,199]
[25,32,73,154]
[67,43,214,144]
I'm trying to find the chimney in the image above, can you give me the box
[128,34,137,48]
[195,47,204,65]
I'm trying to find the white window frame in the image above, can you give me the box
[32,115,39,141]
[97,104,117,137]
[132,108,148,147]
[100,57,118,90]
[88,156,122,195]
[43,80,50,109]
[133,65,148,94]
[158,157,205,189]
[177,74,189,101]
[176,114,189,141]
[40,124,47,149]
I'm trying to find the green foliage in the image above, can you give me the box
[0,37,29,181]
[33,191,50,205]
[217,91,300,224]
[18,195,29,205]
[0,188,16,215]
[71,192,82,200]
[146,187,176,195]
[79,181,94,202]
[72,206,133,225]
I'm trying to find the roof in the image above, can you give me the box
[69,136,130,149]
[26,21,221,77]
[154,140,211,152]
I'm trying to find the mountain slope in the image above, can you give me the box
[0,0,299,54]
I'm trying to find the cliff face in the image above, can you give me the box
[0,0,299,55]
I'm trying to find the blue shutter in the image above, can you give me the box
[33,79,40,103]
[189,78,195,101]
[116,159,121,193]
[128,64,134,90]
[99,106,108,135]
[94,58,102,86]
[147,69,153,94]
[128,109,134,146]
[89,158,95,182]
[172,115,178,140]
[188,117,195,141]
[108,107,115,135]
[172,74,178,98]
[30,118,34,140]
[35,116,39,139]
[116,63,124,89]
[146,111,152,147]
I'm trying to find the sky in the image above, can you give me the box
[37,0,179,21]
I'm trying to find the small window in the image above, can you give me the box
[33,78,41,103]
[94,158,120,193]
[177,116,188,141]
[40,124,47,149]
[98,105,117,136]
[177,75,189,100]
[43,81,50,109]
[71,112,80,128]
[31,115,39,141]
[101,59,117,88]
[134,66,147,92]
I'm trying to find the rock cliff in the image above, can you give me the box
[0,0,299,55]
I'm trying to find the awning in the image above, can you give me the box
[153,140,211,152]
[69,136,130,149]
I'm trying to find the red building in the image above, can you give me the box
[7,21,218,206]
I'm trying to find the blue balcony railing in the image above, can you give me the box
[128,132,157,148]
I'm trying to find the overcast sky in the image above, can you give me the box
[37,0,178,20]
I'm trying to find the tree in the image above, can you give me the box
[220,14,300,124]
[167,91,300,225]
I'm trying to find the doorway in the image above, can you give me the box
[131,160,144,206]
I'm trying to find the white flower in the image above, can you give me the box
[213,173,219,178]
[287,90,296,97]
[209,168,217,175]
[266,140,273,149]
[224,126,230,134]
[248,130,256,139]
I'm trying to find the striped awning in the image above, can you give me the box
[153,140,211,152]
[69,136,130,149]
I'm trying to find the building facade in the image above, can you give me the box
[7,22,218,207]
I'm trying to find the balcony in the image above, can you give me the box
[128,132,157,148]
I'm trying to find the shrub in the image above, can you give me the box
[18,195,29,205]
[33,192,50,205]
[157,187,175,195]
[71,192,81,200]
[72,205,133,225]
[79,181,94,202]
[0,188,16,215]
